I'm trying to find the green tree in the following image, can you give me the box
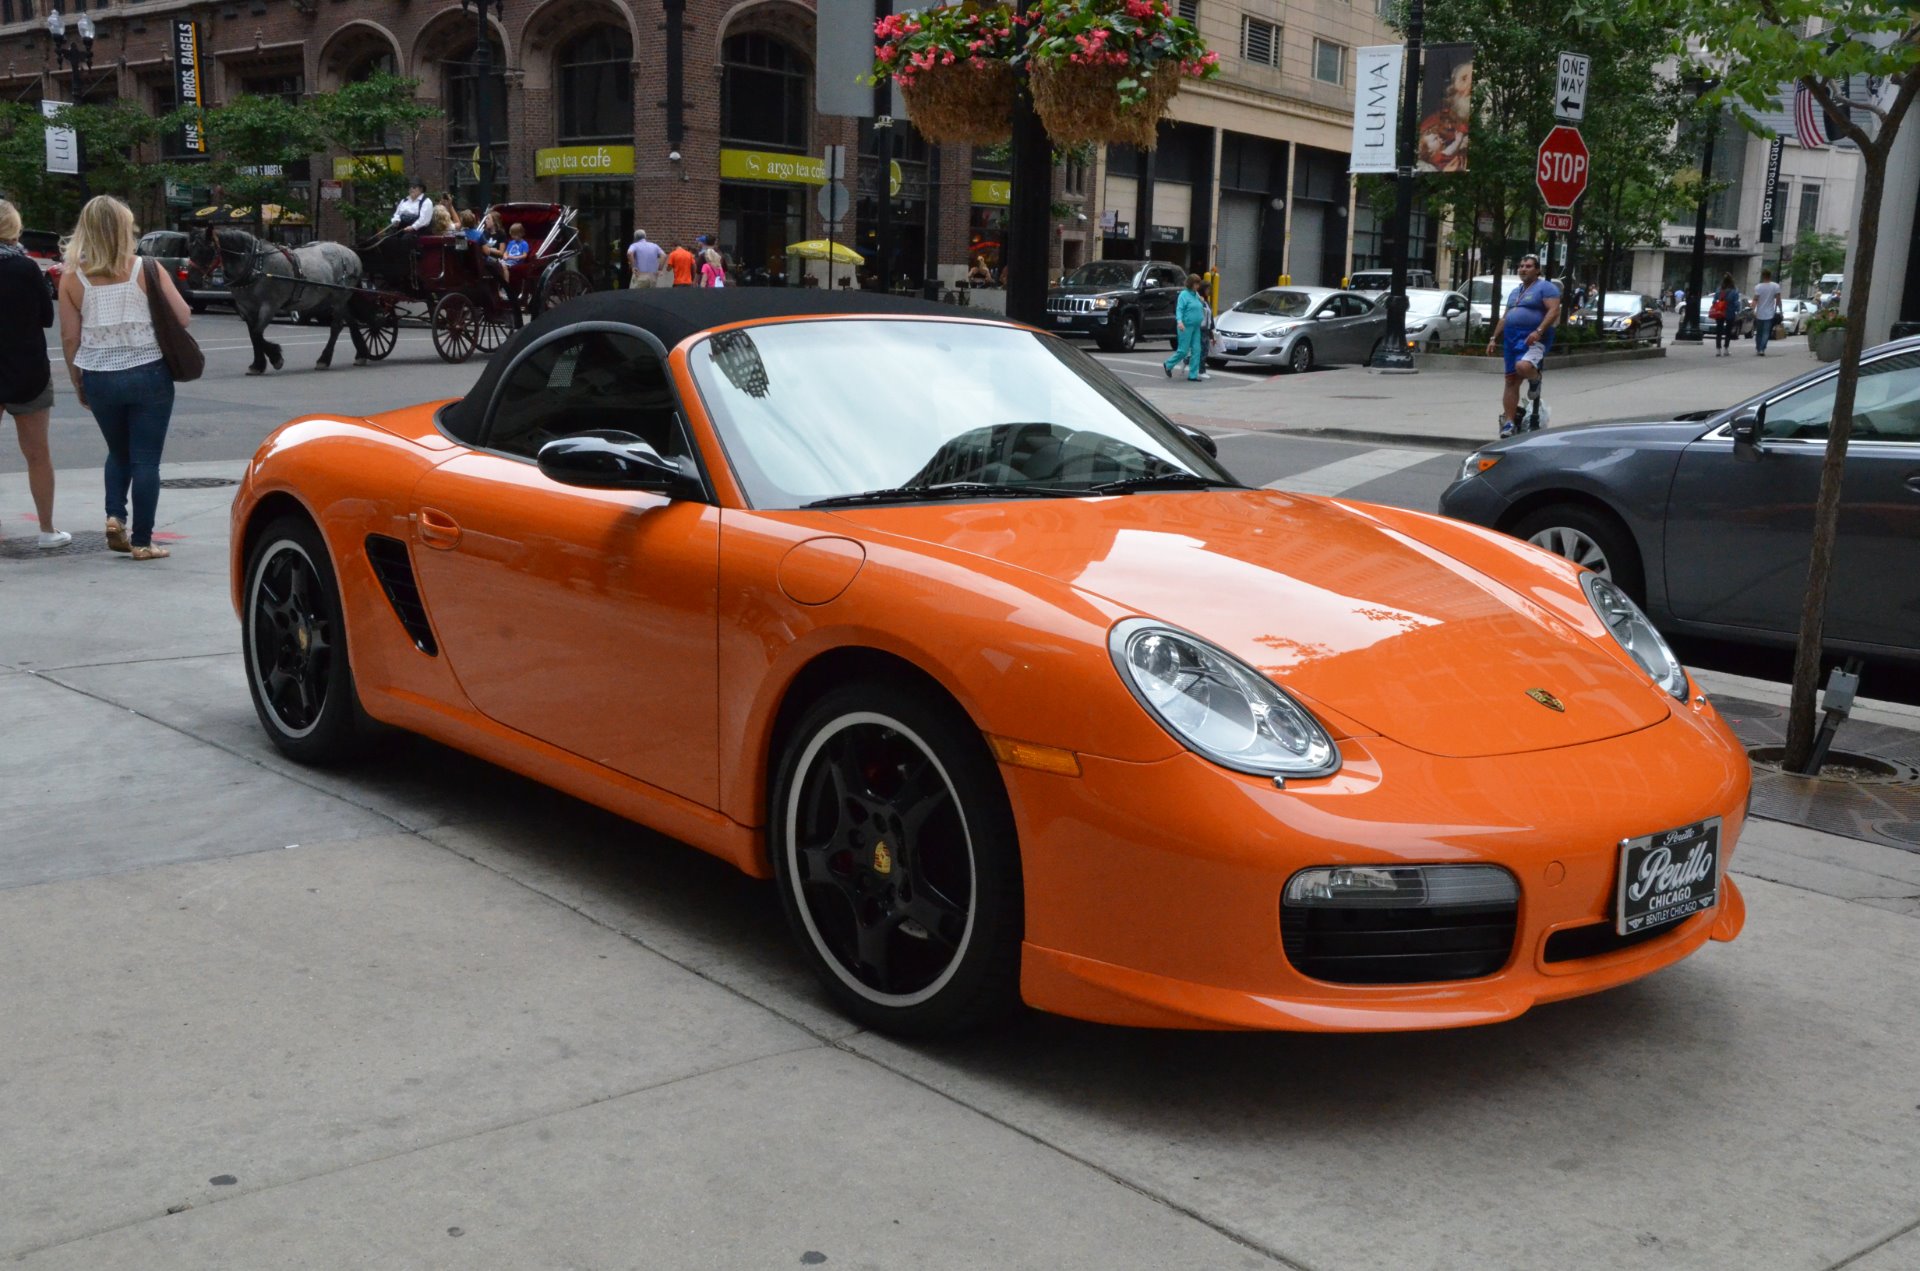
[162,92,326,224]
[1634,0,1920,769]
[0,99,162,232]
[308,73,440,238]
[1784,227,1846,294]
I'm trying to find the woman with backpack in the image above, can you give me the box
[1709,272,1741,356]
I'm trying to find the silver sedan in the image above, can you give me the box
[1209,286,1389,373]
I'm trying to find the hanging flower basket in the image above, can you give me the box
[1028,62,1181,149]
[898,62,1017,146]
[1023,0,1218,149]
[872,4,1021,146]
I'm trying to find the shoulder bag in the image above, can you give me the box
[143,258,205,382]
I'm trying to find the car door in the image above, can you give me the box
[1663,351,1920,652]
[1144,263,1184,334]
[407,326,723,806]
[1328,294,1373,360]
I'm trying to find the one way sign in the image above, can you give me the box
[1556,51,1590,123]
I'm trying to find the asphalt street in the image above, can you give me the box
[6,308,1918,1269]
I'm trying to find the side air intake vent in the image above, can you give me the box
[364,534,438,655]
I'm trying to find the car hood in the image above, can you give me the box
[828,492,1670,759]
[1050,284,1133,298]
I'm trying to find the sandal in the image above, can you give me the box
[129,544,171,561]
[105,518,130,553]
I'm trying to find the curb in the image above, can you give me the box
[1413,345,1668,372]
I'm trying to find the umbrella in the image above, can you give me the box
[785,239,865,265]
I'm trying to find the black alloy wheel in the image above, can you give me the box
[771,681,1022,1036]
[244,515,365,764]
[1289,339,1314,374]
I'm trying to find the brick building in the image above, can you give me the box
[0,0,1398,298]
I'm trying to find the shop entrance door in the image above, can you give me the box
[565,179,632,291]
[718,183,804,285]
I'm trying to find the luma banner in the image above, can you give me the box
[1350,46,1403,175]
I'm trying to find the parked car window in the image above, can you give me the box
[1336,294,1373,316]
[1060,261,1138,289]
[1149,264,1186,289]
[1764,352,1920,441]
[485,330,687,462]
[1232,289,1314,317]
[138,231,188,256]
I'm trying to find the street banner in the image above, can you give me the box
[174,18,206,155]
[1349,46,1403,175]
[42,101,77,176]
[1416,42,1475,173]
[1759,137,1784,243]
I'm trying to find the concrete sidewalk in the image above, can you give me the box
[3,464,1919,1270]
[1125,333,1809,447]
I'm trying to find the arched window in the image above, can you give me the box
[557,26,634,141]
[721,33,809,151]
[346,52,396,83]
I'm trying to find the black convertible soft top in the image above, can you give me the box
[440,288,969,441]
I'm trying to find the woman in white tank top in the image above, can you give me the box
[57,195,192,560]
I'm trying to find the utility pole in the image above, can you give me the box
[459,0,497,208]
[1676,81,1718,343]
[46,9,95,201]
[1004,0,1052,326]
[1370,0,1422,370]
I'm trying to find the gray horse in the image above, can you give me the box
[189,228,371,374]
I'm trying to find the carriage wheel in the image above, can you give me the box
[474,311,512,355]
[535,264,592,316]
[431,293,479,364]
[362,299,399,362]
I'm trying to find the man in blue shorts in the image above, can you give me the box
[1483,254,1561,437]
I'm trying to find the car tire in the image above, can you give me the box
[1511,503,1646,603]
[1288,339,1314,374]
[189,301,206,315]
[1097,311,1139,353]
[770,676,1023,1037]
[243,514,367,765]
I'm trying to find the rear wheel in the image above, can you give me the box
[770,679,1023,1037]
[431,292,478,363]
[243,515,365,765]
[360,299,399,361]
[1511,503,1646,602]
[534,264,592,317]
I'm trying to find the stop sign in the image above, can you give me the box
[1536,125,1590,210]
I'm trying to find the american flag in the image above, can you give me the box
[1793,83,1828,149]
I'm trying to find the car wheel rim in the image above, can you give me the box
[1528,526,1611,578]
[1291,344,1309,373]
[785,712,976,1007]
[247,541,333,738]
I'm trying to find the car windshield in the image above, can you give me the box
[1585,293,1642,315]
[1232,290,1314,317]
[1061,261,1139,289]
[1407,292,1453,316]
[688,319,1232,509]
[1349,274,1389,290]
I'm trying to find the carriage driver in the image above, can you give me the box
[389,180,434,233]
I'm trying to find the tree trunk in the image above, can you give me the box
[1781,147,1888,770]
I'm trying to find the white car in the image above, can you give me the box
[1346,268,1438,300]
[1402,288,1472,350]
[1467,274,1526,329]
[1776,297,1819,335]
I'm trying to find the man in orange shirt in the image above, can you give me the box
[666,240,696,287]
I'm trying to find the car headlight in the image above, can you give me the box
[1261,324,1295,338]
[1109,619,1339,778]
[1090,296,1113,310]
[1407,320,1432,334]
[1581,573,1689,701]
[1457,450,1501,482]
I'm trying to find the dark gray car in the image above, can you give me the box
[1439,338,1920,669]
[136,229,227,313]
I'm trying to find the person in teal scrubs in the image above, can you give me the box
[1163,274,1210,381]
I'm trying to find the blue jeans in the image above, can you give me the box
[82,360,174,548]
[1755,317,1773,352]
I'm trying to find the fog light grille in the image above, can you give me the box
[1281,865,1519,985]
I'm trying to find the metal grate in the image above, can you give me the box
[159,477,241,489]
[1714,697,1920,855]
[1281,903,1516,985]
[0,535,115,560]
[364,534,438,655]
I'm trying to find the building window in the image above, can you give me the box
[1241,16,1279,69]
[444,36,508,149]
[721,33,809,152]
[1313,39,1346,85]
[1177,0,1198,21]
[557,26,634,142]
[1376,0,1396,16]
[1798,182,1822,235]
[239,73,303,104]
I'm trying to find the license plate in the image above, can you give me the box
[1055,314,1073,324]
[1225,344,1251,354]
[1616,817,1720,935]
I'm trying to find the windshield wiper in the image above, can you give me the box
[805,481,1082,509]
[1085,472,1241,495]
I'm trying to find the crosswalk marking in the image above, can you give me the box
[1263,446,1445,495]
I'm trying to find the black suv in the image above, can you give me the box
[137,229,227,313]
[1045,259,1186,351]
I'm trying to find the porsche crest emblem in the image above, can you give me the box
[871,841,893,875]
[1526,688,1566,712]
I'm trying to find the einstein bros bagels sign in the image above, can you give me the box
[535,145,635,178]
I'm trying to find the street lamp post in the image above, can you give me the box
[46,8,95,201]
[458,0,496,209]
[1370,0,1423,371]
[1675,80,1719,344]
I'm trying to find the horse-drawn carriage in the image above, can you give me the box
[359,202,593,363]
[189,201,592,375]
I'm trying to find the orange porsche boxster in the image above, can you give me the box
[232,291,1748,1036]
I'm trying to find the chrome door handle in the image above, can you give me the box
[1904,474,1920,494]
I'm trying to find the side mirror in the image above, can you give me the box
[1314,310,1336,320]
[538,431,688,494]
[1178,425,1219,458]
[1730,408,1763,462]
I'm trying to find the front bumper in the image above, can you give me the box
[1437,473,1512,527]
[1211,330,1298,363]
[1006,697,1750,1031]
[1044,309,1115,337]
